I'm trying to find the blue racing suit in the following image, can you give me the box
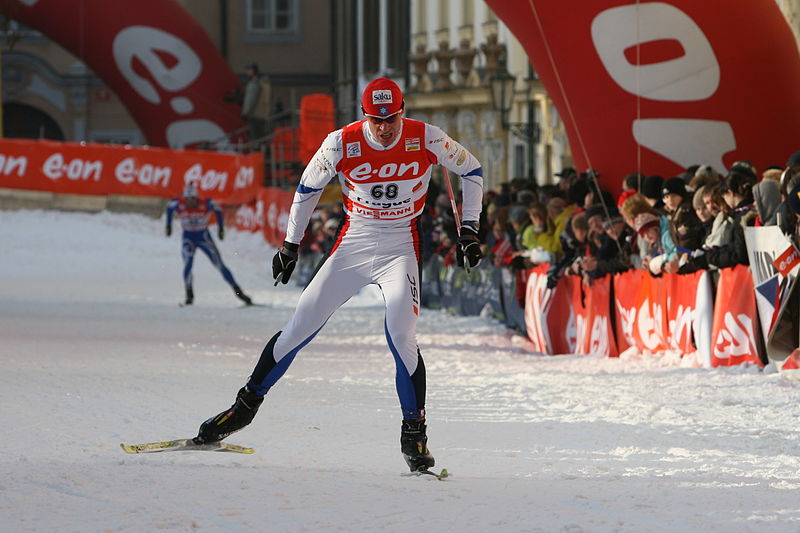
[165,197,239,292]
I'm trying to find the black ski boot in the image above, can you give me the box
[195,386,263,443]
[184,288,194,306]
[400,418,435,472]
[233,285,253,306]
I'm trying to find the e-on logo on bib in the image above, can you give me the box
[348,162,420,182]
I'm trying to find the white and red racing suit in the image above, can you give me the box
[247,118,483,418]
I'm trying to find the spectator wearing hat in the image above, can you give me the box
[633,212,678,275]
[555,167,578,193]
[662,176,704,254]
[730,160,758,181]
[547,213,592,288]
[641,175,666,214]
[583,206,635,278]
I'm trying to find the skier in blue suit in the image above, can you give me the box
[165,182,253,306]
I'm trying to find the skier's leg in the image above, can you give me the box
[196,232,237,286]
[181,236,196,304]
[376,252,434,471]
[247,251,369,394]
[197,232,252,304]
[197,238,370,442]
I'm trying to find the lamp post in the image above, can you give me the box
[490,64,540,182]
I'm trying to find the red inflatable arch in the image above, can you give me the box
[1,0,246,148]
[486,0,800,190]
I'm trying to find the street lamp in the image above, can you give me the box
[490,65,540,181]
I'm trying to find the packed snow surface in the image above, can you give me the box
[2,209,800,533]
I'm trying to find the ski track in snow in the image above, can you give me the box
[2,210,800,532]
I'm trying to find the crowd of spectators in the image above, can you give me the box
[298,150,800,308]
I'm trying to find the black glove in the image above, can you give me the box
[165,225,172,237]
[272,241,299,285]
[456,222,482,269]
[218,227,225,240]
[546,274,559,289]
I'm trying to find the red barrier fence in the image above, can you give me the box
[524,264,761,367]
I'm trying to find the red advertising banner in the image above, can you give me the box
[584,276,618,358]
[524,265,550,353]
[260,187,294,247]
[634,273,669,353]
[1,0,246,147]
[711,265,761,367]
[232,187,293,247]
[665,271,701,354]
[0,138,262,200]
[570,275,590,354]
[613,269,641,354]
[486,0,800,192]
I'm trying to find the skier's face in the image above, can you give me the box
[365,111,403,147]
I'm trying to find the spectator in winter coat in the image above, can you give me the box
[583,208,635,278]
[633,211,678,275]
[701,184,735,249]
[681,171,756,272]
[547,213,592,288]
[620,193,656,270]
[661,176,704,253]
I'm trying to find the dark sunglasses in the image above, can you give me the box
[365,113,400,124]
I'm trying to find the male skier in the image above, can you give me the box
[194,78,483,471]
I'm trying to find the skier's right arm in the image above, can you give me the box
[272,131,341,286]
[283,130,341,245]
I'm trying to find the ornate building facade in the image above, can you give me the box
[404,0,567,190]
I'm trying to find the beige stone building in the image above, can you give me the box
[404,1,567,191]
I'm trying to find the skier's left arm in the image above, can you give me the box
[209,199,225,240]
[425,124,483,224]
[425,124,484,267]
